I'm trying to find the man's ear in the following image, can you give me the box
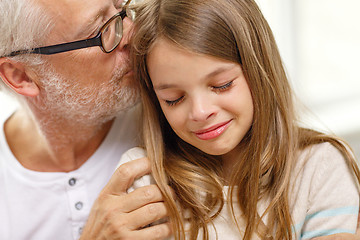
[0,58,40,97]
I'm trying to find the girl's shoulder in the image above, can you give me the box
[291,141,358,204]
[118,147,147,165]
[117,147,155,192]
[296,142,349,171]
[290,144,359,238]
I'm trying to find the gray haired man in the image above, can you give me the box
[0,0,170,239]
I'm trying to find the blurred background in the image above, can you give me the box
[1,0,359,159]
[256,0,360,159]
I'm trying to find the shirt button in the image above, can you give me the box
[68,178,76,186]
[75,202,83,210]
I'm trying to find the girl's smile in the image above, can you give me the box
[193,119,233,140]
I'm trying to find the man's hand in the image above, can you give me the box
[80,157,172,240]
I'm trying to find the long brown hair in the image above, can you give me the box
[131,0,360,239]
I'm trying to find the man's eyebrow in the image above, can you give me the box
[75,9,105,39]
[113,0,123,8]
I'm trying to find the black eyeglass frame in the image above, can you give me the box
[5,5,131,57]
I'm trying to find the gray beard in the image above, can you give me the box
[35,63,139,127]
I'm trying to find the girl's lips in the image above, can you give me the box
[194,120,232,140]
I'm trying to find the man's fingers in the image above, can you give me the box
[81,184,170,239]
[133,222,172,240]
[80,155,175,240]
[113,184,165,213]
[127,201,169,230]
[102,157,151,194]
[81,203,171,240]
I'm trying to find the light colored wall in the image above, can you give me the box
[0,91,18,114]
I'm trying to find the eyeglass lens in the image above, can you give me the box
[101,17,123,52]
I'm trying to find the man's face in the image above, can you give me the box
[32,0,138,125]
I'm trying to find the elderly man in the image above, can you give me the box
[0,0,170,239]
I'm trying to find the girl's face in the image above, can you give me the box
[147,38,254,156]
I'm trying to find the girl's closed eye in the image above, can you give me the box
[212,80,234,92]
[165,96,184,106]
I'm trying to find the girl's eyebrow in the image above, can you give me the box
[154,83,178,91]
[154,66,237,91]
[203,66,235,79]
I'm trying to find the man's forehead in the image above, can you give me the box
[34,0,128,16]
[36,0,99,16]
[35,0,111,37]
[40,0,117,21]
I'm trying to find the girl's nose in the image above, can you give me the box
[189,96,216,122]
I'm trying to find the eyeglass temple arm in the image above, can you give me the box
[123,0,132,9]
[7,34,102,57]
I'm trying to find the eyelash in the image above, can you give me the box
[164,80,234,106]
[212,80,234,92]
[165,96,184,106]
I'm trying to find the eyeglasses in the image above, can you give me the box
[5,0,133,57]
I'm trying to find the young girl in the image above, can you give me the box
[122,0,360,239]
